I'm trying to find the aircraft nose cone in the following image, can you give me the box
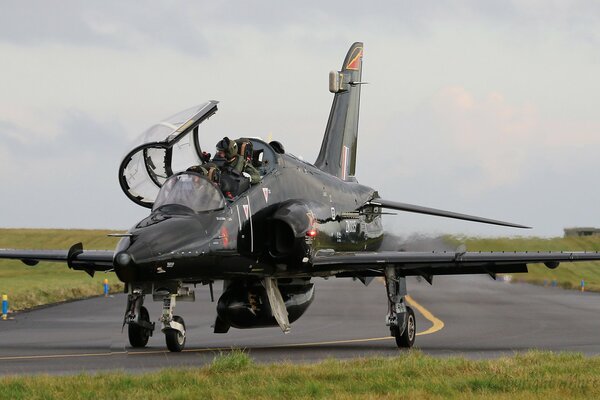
[130,213,222,260]
[115,211,229,283]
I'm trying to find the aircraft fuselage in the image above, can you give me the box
[114,145,383,284]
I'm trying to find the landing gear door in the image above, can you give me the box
[119,101,219,208]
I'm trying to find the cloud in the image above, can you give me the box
[428,86,539,190]
[359,82,600,236]
[1,2,600,235]
[0,107,64,143]
[0,109,138,228]
[2,2,600,53]
[378,86,598,194]
[0,2,209,53]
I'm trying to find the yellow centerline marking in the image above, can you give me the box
[406,295,445,336]
[0,296,444,362]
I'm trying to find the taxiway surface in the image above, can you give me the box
[1,276,599,375]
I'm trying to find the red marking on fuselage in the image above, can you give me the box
[221,227,229,247]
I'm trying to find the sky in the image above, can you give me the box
[1,1,599,237]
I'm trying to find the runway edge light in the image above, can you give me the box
[103,279,109,297]
[1,294,7,320]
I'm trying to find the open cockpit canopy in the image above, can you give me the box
[119,101,218,208]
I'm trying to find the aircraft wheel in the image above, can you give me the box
[165,315,186,352]
[393,306,416,348]
[128,306,151,348]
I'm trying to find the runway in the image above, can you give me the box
[1,275,600,375]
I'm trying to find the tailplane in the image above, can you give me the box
[315,42,364,181]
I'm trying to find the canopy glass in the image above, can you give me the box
[119,101,218,208]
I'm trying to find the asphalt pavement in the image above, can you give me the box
[1,275,600,375]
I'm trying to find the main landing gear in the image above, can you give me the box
[123,284,195,352]
[385,267,416,348]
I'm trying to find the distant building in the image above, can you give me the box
[564,227,600,237]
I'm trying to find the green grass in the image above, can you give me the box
[445,235,600,292]
[2,351,600,399]
[209,349,253,372]
[0,229,123,311]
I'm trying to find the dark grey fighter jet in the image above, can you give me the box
[2,43,599,352]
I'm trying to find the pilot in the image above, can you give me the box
[214,137,260,184]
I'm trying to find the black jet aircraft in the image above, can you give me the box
[2,42,600,352]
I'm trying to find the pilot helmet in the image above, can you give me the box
[216,137,238,159]
[186,165,208,175]
[203,162,221,184]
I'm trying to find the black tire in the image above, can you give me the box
[394,306,416,348]
[128,306,151,348]
[165,315,186,352]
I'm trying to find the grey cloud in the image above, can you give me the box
[0,110,127,159]
[3,2,600,53]
[0,1,209,53]
[60,110,128,151]
[0,110,139,229]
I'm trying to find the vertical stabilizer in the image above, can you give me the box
[315,42,363,181]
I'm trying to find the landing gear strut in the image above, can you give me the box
[124,290,155,348]
[160,294,186,352]
[385,267,416,348]
[124,284,195,352]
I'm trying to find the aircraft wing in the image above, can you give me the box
[312,250,600,281]
[0,242,114,277]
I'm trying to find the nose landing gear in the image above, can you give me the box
[160,294,187,352]
[164,315,186,352]
[124,283,195,352]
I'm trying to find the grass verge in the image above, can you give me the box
[2,350,600,399]
[0,229,123,311]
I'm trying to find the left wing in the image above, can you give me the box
[0,242,114,277]
[312,250,600,282]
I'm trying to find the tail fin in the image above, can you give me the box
[315,42,364,181]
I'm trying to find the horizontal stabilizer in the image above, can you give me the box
[366,199,530,229]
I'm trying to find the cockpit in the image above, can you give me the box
[119,101,281,208]
[152,173,225,213]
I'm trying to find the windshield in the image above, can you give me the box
[152,173,225,213]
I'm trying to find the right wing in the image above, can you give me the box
[312,249,600,282]
[0,242,114,277]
